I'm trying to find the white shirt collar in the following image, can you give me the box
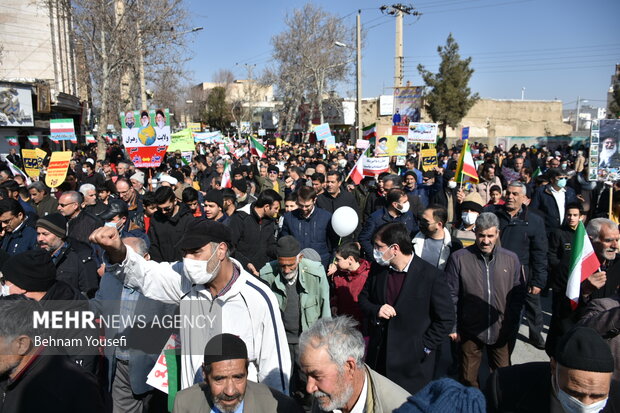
[390,254,414,273]
[334,371,368,413]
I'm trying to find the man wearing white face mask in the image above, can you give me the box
[358,189,419,261]
[359,222,454,394]
[485,326,613,413]
[531,168,577,234]
[259,235,330,404]
[89,220,291,394]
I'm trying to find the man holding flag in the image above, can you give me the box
[454,139,479,186]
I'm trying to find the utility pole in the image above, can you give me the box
[356,10,362,144]
[381,4,420,89]
[521,87,525,101]
[576,96,581,131]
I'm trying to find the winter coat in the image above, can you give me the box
[316,190,361,240]
[530,184,577,233]
[228,205,278,271]
[489,204,548,289]
[331,259,370,330]
[411,228,462,271]
[0,221,37,255]
[67,209,103,245]
[474,176,502,205]
[31,194,59,217]
[359,208,419,260]
[280,207,335,268]
[54,239,100,296]
[147,203,196,262]
[445,245,525,345]
[359,256,455,395]
[259,257,331,333]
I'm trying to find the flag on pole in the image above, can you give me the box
[455,140,479,184]
[5,137,18,146]
[3,157,32,185]
[220,160,232,188]
[532,167,542,179]
[346,148,370,185]
[70,136,78,144]
[27,136,39,146]
[86,135,96,144]
[566,221,600,310]
[362,123,377,140]
[249,136,266,158]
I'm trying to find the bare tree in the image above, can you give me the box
[268,3,354,140]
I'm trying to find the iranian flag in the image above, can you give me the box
[566,221,600,310]
[5,137,18,146]
[455,140,479,183]
[28,136,39,146]
[362,123,376,140]
[346,148,369,184]
[250,136,266,158]
[3,157,31,185]
[220,160,232,188]
[86,135,96,144]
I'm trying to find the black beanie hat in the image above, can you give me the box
[204,333,248,365]
[204,190,223,209]
[232,179,247,194]
[178,220,231,251]
[2,249,57,292]
[36,213,67,239]
[276,235,301,258]
[556,327,614,373]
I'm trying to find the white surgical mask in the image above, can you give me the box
[0,284,10,296]
[555,370,608,413]
[462,212,479,226]
[397,201,410,214]
[82,168,88,174]
[183,246,220,285]
[447,181,457,189]
[557,178,567,188]
[373,245,394,266]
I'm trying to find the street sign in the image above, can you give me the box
[461,127,470,140]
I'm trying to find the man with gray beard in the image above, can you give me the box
[599,137,620,168]
[300,317,410,413]
[173,333,300,413]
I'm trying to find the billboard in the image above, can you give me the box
[0,84,34,127]
[408,122,438,143]
[589,119,620,181]
[392,86,423,126]
[120,109,171,168]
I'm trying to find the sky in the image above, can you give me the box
[184,0,620,110]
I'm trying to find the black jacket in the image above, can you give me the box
[0,350,104,413]
[484,362,564,413]
[54,240,100,296]
[228,205,277,270]
[316,190,360,240]
[547,224,575,292]
[359,256,455,395]
[530,185,577,233]
[489,204,548,289]
[147,203,196,262]
[67,210,103,245]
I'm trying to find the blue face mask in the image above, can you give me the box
[557,178,567,188]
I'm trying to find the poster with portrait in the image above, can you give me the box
[120,109,171,167]
[408,122,438,144]
[392,86,423,126]
[590,119,620,181]
[374,135,407,157]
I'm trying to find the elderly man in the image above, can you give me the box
[57,190,103,245]
[445,212,525,388]
[359,222,454,394]
[36,212,99,295]
[582,218,620,302]
[0,300,104,412]
[174,333,301,413]
[89,220,291,392]
[0,198,37,255]
[485,327,614,413]
[28,181,58,217]
[300,317,410,413]
[260,236,331,401]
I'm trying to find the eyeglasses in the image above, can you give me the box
[58,202,77,208]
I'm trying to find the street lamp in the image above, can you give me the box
[334,10,362,144]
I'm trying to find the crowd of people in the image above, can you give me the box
[0,138,618,413]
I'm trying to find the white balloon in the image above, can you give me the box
[331,206,359,238]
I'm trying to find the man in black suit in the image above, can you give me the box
[359,222,454,395]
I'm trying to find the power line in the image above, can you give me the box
[421,0,534,15]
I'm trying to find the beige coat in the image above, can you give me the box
[173,380,302,413]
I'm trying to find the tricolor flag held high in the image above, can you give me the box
[346,148,369,185]
[28,136,39,146]
[250,136,266,158]
[455,140,479,184]
[3,157,32,186]
[86,135,97,144]
[220,160,232,188]
[566,221,600,310]
[362,123,377,140]
[5,137,18,146]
